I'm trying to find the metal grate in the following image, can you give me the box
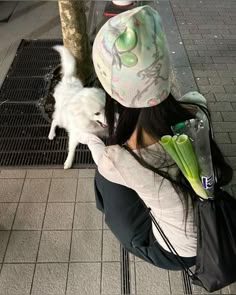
[0,39,95,168]
[1,78,47,91]
[0,89,45,102]
[182,270,193,294]
[120,246,131,294]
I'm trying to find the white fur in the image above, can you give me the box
[49,46,107,169]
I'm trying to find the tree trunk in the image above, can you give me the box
[58,0,94,85]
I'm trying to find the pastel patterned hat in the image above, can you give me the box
[92,5,171,108]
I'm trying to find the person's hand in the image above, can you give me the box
[77,131,106,165]
[77,132,100,145]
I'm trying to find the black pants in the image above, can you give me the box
[94,169,196,271]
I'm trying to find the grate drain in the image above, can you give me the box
[120,246,131,295]
[0,39,95,167]
[182,270,193,294]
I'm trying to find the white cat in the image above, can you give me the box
[48,45,107,169]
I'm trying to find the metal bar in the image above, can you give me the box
[181,270,193,294]
[120,245,131,295]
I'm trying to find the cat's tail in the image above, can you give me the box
[53,45,77,78]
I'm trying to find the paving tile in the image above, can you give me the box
[102,262,121,295]
[0,169,26,178]
[77,177,96,202]
[221,286,231,294]
[102,230,120,262]
[45,25,63,39]
[130,262,136,295]
[196,77,209,85]
[13,203,46,230]
[38,231,71,262]
[135,262,170,295]
[0,231,10,262]
[70,230,102,262]
[44,203,74,230]
[29,14,61,37]
[48,179,77,202]
[218,70,236,78]
[189,56,213,64]
[66,262,101,294]
[0,264,34,295]
[26,169,53,178]
[192,283,215,294]
[31,263,68,295]
[198,85,225,94]
[157,1,189,68]
[170,67,182,98]
[219,143,236,157]
[193,70,219,77]
[212,121,236,133]
[204,93,216,102]
[226,157,236,169]
[168,40,190,67]
[221,111,236,121]
[186,50,199,58]
[52,169,79,178]
[208,102,233,112]
[229,283,236,294]
[174,67,197,94]
[38,2,60,20]
[129,253,135,262]
[78,169,96,178]
[214,133,231,144]
[231,174,236,185]
[73,203,102,230]
[229,133,236,143]
[210,111,223,122]
[103,217,109,230]
[0,203,17,230]
[168,271,184,294]
[13,1,45,21]
[0,45,17,78]
[0,45,9,66]
[0,179,24,202]
[0,26,19,48]
[134,255,143,262]
[4,231,40,262]
[224,84,236,93]
[21,179,50,202]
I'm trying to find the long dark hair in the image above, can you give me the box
[105,92,233,220]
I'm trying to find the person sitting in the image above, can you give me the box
[78,5,233,270]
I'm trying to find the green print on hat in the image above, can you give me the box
[92,5,171,108]
[115,27,138,67]
[120,52,138,67]
[115,27,137,53]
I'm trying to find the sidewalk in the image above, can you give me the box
[0,0,235,294]
[170,0,236,196]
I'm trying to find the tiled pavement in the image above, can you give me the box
[170,0,236,195]
[0,168,184,295]
[0,168,120,295]
[0,0,236,294]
